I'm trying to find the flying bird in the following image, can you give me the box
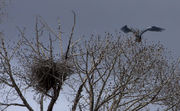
[121,25,165,42]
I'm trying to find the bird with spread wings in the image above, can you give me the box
[121,25,165,42]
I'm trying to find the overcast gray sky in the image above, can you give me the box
[1,0,180,110]
[2,0,180,53]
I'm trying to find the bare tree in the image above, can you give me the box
[69,32,179,111]
[160,64,180,111]
[0,12,179,111]
[0,11,76,111]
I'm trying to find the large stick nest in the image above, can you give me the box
[29,58,74,93]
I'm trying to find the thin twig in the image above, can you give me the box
[65,10,76,60]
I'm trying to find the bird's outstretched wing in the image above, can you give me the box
[121,25,133,33]
[141,26,165,35]
[147,26,165,32]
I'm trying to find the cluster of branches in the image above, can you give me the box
[0,11,76,111]
[68,33,180,111]
[0,13,180,111]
